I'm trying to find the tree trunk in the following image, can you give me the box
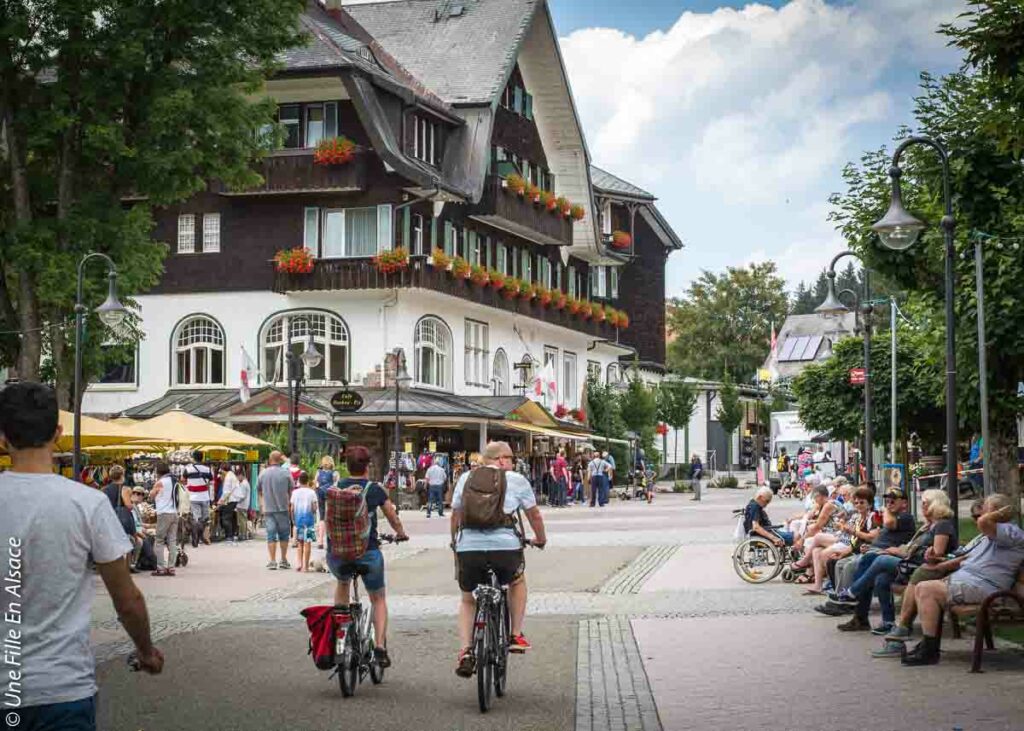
[989,426,1021,514]
[51,325,74,410]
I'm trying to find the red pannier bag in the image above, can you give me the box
[301,605,338,670]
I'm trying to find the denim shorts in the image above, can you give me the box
[16,695,96,731]
[327,547,385,593]
[296,524,317,543]
[264,511,291,543]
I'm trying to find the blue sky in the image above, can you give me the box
[554,0,965,296]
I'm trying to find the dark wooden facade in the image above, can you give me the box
[615,212,669,367]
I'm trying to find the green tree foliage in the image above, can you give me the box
[791,321,945,454]
[658,378,698,476]
[667,262,789,381]
[790,263,862,315]
[619,373,658,437]
[826,0,1024,498]
[585,373,623,446]
[715,373,743,473]
[0,0,306,402]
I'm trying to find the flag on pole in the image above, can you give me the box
[240,346,256,403]
[769,321,777,354]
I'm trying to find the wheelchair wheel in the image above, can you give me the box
[780,567,796,583]
[732,536,783,584]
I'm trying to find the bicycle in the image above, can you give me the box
[333,533,406,697]
[469,539,539,713]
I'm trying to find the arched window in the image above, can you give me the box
[492,349,510,396]
[174,316,225,386]
[262,311,349,385]
[414,316,452,390]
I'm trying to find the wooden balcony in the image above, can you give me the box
[468,176,573,247]
[274,256,617,338]
[218,149,368,196]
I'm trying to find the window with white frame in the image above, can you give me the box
[279,105,300,148]
[601,200,613,235]
[497,242,508,275]
[173,316,224,386]
[97,343,137,386]
[262,311,349,385]
[587,360,602,384]
[543,346,558,407]
[568,264,577,298]
[607,362,624,386]
[464,319,490,388]
[563,351,578,408]
[413,115,439,166]
[412,213,425,254]
[312,205,393,258]
[610,267,619,299]
[591,265,608,298]
[415,316,452,390]
[492,349,510,396]
[521,249,532,282]
[202,213,221,253]
[177,214,195,254]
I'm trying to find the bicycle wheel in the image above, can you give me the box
[732,536,783,584]
[367,623,384,685]
[338,634,359,698]
[475,615,493,713]
[494,596,510,697]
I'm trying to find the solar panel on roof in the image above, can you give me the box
[799,335,823,361]
[777,337,801,362]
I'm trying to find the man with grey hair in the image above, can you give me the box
[451,441,547,678]
[257,450,293,570]
[743,486,793,547]
[903,493,1024,665]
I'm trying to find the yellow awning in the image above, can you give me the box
[57,411,169,451]
[495,420,593,442]
[119,409,270,448]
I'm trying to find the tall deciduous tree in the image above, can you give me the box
[827,0,1024,502]
[716,373,743,475]
[658,378,698,479]
[0,0,305,402]
[667,262,788,382]
[585,374,623,447]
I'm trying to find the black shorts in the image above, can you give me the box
[456,550,525,592]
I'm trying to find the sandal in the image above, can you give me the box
[794,573,814,585]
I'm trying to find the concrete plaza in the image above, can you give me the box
[91,486,1024,730]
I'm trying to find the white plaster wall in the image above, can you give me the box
[664,391,709,464]
[83,287,626,415]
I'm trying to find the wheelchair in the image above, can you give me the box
[732,516,803,585]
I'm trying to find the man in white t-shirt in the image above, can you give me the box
[425,458,448,518]
[184,452,213,548]
[0,382,162,729]
[289,471,319,572]
[450,441,547,678]
[149,462,180,575]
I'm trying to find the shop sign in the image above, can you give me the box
[244,450,259,462]
[849,368,866,385]
[330,389,364,413]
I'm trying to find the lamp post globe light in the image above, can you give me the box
[286,315,323,456]
[73,253,128,482]
[815,252,874,486]
[871,135,959,521]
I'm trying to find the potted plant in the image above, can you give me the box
[501,277,521,300]
[505,173,527,196]
[372,247,409,275]
[570,407,586,422]
[313,136,357,166]
[554,404,569,419]
[539,190,556,212]
[553,292,567,310]
[536,286,553,307]
[469,264,489,287]
[451,256,471,280]
[606,308,621,327]
[567,297,583,315]
[570,204,586,221]
[430,247,452,269]
[518,280,535,300]
[619,312,630,329]
[580,301,593,320]
[488,269,506,290]
[556,196,571,217]
[592,302,607,323]
[525,182,540,203]
[273,247,316,274]
[610,230,632,250]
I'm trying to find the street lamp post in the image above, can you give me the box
[871,136,958,520]
[286,315,323,457]
[815,251,874,485]
[73,253,128,482]
[392,347,412,463]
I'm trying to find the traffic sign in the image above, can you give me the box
[849,368,866,385]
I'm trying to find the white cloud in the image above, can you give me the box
[561,0,963,294]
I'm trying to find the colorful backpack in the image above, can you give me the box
[326,483,373,562]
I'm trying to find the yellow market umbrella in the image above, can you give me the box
[56,411,169,451]
[120,408,269,448]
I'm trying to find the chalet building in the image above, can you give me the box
[83,0,682,458]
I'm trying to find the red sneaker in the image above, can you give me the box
[509,633,531,653]
[455,648,475,678]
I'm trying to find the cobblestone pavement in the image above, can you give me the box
[90,486,1024,730]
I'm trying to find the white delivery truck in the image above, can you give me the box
[768,411,844,491]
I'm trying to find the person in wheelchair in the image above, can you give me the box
[744,487,793,547]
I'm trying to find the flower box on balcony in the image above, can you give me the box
[554,293,567,310]
[502,277,522,300]
[554,404,569,419]
[592,302,607,323]
[451,256,471,280]
[610,231,632,250]
[505,173,527,196]
[488,269,506,290]
[313,136,357,166]
[372,247,409,275]
[517,280,535,300]
[469,264,490,287]
[274,247,316,274]
[430,248,452,270]
[536,286,553,307]
[570,204,586,222]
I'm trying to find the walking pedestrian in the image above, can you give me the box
[425,456,447,518]
[550,448,570,507]
[233,466,252,541]
[290,471,318,572]
[216,463,242,542]
[258,451,293,570]
[149,461,180,576]
[183,451,213,548]
[588,451,611,507]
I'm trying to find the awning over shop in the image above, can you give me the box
[56,411,169,451]
[119,408,270,448]
[494,420,593,442]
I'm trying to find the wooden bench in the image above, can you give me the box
[946,566,1024,673]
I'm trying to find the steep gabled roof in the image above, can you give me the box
[345,0,539,106]
[591,165,655,201]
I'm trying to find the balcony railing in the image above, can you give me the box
[218,149,368,196]
[273,256,618,338]
[468,176,573,247]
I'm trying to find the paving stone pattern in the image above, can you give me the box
[600,545,680,594]
[576,616,661,731]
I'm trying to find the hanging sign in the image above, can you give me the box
[849,368,866,386]
[330,389,364,413]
